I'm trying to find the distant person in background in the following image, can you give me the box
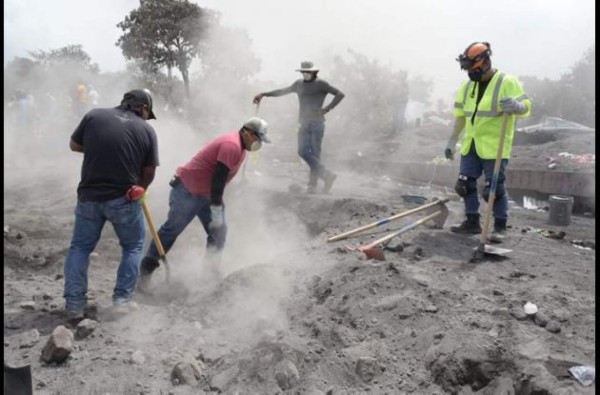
[62,89,159,322]
[73,83,89,117]
[253,61,345,194]
[137,117,271,291]
[7,89,38,164]
[11,89,36,132]
[444,42,531,243]
[88,85,100,108]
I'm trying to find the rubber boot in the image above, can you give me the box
[489,218,507,243]
[322,170,338,193]
[450,213,482,234]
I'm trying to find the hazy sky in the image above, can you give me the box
[4,0,595,100]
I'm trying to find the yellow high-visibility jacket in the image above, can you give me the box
[453,71,532,159]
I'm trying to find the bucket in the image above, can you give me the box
[548,195,574,226]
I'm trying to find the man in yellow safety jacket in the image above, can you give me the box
[444,42,532,242]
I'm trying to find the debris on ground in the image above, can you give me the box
[569,366,595,386]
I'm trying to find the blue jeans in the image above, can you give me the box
[145,182,227,260]
[459,142,509,220]
[298,120,326,185]
[64,197,145,311]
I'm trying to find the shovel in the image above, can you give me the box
[4,361,32,395]
[328,198,449,242]
[472,112,513,262]
[348,210,443,261]
[140,199,171,282]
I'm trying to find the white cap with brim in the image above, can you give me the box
[243,117,271,143]
[296,61,319,72]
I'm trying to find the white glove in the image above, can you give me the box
[444,135,459,160]
[209,205,224,230]
[500,97,526,114]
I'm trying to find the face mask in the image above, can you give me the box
[302,72,313,81]
[467,61,491,82]
[468,69,483,82]
[249,139,262,152]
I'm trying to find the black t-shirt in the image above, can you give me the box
[71,107,159,202]
[470,71,496,124]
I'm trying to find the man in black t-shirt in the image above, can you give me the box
[62,89,159,322]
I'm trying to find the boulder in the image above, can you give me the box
[41,325,74,364]
[355,357,380,383]
[275,360,300,390]
[75,319,98,340]
[171,356,203,386]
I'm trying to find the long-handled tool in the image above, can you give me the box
[347,210,443,261]
[328,198,449,242]
[241,103,262,182]
[140,200,171,282]
[472,113,513,262]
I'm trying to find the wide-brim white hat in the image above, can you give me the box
[296,61,319,72]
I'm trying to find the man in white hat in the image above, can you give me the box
[253,61,345,194]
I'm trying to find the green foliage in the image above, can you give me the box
[116,0,214,99]
[29,44,99,73]
[520,45,595,127]
[200,25,261,82]
[4,45,100,102]
[330,49,409,138]
[408,75,433,104]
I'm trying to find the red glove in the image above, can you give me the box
[125,186,146,201]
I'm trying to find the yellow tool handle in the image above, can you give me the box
[327,198,449,242]
[361,210,442,250]
[141,200,166,258]
[479,112,509,244]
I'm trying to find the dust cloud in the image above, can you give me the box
[4,16,318,350]
[3,2,596,391]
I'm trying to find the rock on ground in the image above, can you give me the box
[41,325,74,364]
[75,319,98,340]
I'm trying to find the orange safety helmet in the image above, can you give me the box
[456,42,492,70]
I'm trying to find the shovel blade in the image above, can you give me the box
[471,243,512,262]
[360,246,386,261]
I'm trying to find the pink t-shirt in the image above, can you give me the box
[176,131,246,196]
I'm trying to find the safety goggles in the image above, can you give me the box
[456,52,489,70]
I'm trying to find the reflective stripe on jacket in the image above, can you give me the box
[453,71,532,159]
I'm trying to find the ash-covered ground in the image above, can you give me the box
[4,121,596,394]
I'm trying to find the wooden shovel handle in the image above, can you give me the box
[480,112,509,244]
[328,198,449,242]
[141,200,166,258]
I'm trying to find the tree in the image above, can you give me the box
[116,0,213,100]
[407,75,433,104]
[520,45,595,127]
[330,50,409,138]
[29,44,99,73]
[561,45,595,126]
[200,24,260,82]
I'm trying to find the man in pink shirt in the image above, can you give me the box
[137,117,270,287]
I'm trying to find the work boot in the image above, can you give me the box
[489,218,507,243]
[102,301,139,322]
[450,213,482,234]
[307,172,318,194]
[140,256,160,276]
[306,185,318,194]
[137,256,160,293]
[58,309,85,327]
[322,170,338,193]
